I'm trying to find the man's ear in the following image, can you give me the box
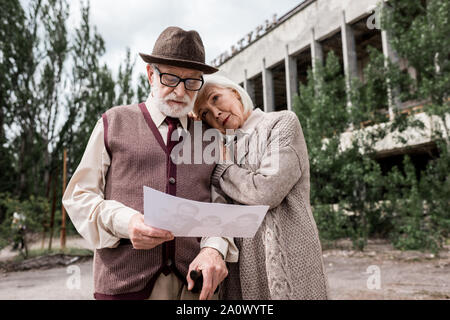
[146,64,154,85]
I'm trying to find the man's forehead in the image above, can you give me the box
[157,64,203,78]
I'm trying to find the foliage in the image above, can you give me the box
[295,52,348,142]
[136,73,151,102]
[63,2,116,172]
[293,0,450,251]
[294,53,387,250]
[0,0,150,251]
[312,204,353,243]
[0,193,50,254]
[115,48,136,106]
[382,0,450,108]
[381,150,450,253]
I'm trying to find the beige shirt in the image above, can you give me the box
[62,95,238,262]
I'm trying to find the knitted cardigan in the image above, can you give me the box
[212,109,329,300]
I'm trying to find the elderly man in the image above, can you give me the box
[62,26,237,300]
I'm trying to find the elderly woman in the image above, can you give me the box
[194,75,329,300]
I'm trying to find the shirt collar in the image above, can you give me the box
[145,94,188,130]
[240,108,265,134]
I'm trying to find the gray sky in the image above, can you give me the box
[9,0,304,146]
[66,0,303,76]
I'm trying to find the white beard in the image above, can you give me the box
[149,74,196,118]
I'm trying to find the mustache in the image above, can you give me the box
[163,92,192,104]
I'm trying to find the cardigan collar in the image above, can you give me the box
[233,108,267,164]
[239,108,266,134]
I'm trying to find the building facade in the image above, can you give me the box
[214,0,449,172]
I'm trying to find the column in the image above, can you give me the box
[285,44,298,111]
[262,58,275,112]
[341,10,358,95]
[243,69,256,103]
[310,27,323,72]
[341,10,358,130]
[382,29,400,120]
[381,1,400,121]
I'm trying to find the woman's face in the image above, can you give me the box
[195,85,249,134]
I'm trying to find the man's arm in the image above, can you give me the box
[200,237,238,263]
[62,119,173,249]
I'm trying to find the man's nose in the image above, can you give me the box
[173,82,186,97]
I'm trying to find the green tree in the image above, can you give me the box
[115,47,136,106]
[293,52,386,249]
[0,0,70,198]
[383,0,450,109]
[0,0,29,193]
[136,73,151,102]
[293,2,449,250]
[380,0,450,252]
[62,2,116,175]
[0,193,50,256]
[0,0,157,251]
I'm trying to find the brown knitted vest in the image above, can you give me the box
[93,103,216,300]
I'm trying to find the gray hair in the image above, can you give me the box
[150,63,159,70]
[200,74,254,114]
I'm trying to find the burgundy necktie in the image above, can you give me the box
[164,116,180,154]
[164,116,180,197]
[163,116,180,275]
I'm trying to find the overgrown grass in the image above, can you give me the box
[12,247,93,263]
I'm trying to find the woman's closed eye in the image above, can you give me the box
[211,94,219,103]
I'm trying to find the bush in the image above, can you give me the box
[312,204,352,242]
[378,150,450,253]
[0,193,50,254]
[293,0,450,251]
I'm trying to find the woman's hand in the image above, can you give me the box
[219,136,233,163]
[222,145,232,162]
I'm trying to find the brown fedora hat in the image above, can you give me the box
[139,26,218,74]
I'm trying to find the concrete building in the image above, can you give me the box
[213,0,449,173]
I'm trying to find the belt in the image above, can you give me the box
[119,238,132,245]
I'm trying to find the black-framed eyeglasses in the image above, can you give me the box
[153,66,204,91]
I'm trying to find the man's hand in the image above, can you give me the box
[128,213,174,249]
[187,247,228,300]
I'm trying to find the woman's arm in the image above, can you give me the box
[212,112,304,209]
[212,144,302,209]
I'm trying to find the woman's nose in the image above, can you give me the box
[212,108,222,119]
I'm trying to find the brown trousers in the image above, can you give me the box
[147,273,219,300]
